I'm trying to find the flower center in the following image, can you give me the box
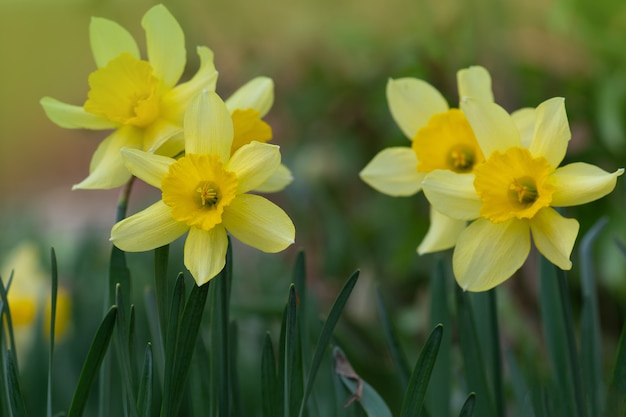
[162,154,238,231]
[508,176,538,205]
[84,53,161,127]
[474,147,554,223]
[196,182,219,206]
[412,109,484,174]
[231,108,273,154]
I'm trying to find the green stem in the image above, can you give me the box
[115,177,136,222]
[487,289,505,417]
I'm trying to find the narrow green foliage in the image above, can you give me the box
[506,351,535,417]
[161,273,185,417]
[154,246,170,341]
[47,248,58,417]
[605,322,626,416]
[454,286,496,417]
[137,344,153,417]
[114,284,138,417]
[334,347,392,417]
[143,288,165,388]
[427,257,451,417]
[284,284,298,417]
[298,270,360,417]
[579,218,607,417]
[162,276,210,417]
[399,324,443,417]
[262,332,279,417]
[539,259,585,417]
[458,393,476,417]
[209,241,233,417]
[375,286,410,389]
[0,272,18,366]
[6,352,28,417]
[229,321,243,417]
[68,306,118,417]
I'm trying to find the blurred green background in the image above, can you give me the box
[1,0,625,414]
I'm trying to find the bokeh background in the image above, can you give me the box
[1,0,626,414]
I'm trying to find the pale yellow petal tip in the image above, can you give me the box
[617,168,625,176]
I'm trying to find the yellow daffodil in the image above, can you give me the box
[110,90,295,285]
[40,5,218,190]
[359,66,493,254]
[422,97,623,291]
[1,242,72,360]
[160,76,294,193]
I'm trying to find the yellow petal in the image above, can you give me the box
[184,226,228,286]
[226,142,280,194]
[254,164,293,193]
[359,147,424,196]
[528,97,571,169]
[511,107,535,148]
[89,17,140,68]
[111,200,188,251]
[73,128,142,190]
[386,78,449,140]
[141,4,185,88]
[421,171,481,220]
[550,163,624,206]
[143,119,183,152]
[454,218,530,291]
[456,66,494,103]
[222,194,295,252]
[461,98,520,158]
[184,90,233,162]
[530,207,579,270]
[226,77,274,117]
[163,46,218,121]
[120,148,174,189]
[40,97,117,129]
[417,206,466,254]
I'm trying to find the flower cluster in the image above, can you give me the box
[361,66,623,291]
[41,5,295,285]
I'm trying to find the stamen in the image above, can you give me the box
[448,145,475,172]
[509,176,538,205]
[196,182,219,206]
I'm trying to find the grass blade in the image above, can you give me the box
[154,245,170,341]
[455,286,495,417]
[6,351,28,417]
[427,256,451,417]
[161,273,185,417]
[604,322,626,416]
[458,393,476,417]
[298,270,360,417]
[399,324,443,417]
[47,248,58,417]
[114,284,138,417]
[209,240,233,417]
[262,332,279,417]
[68,306,118,417]
[137,343,153,417]
[579,217,607,417]
[375,285,410,389]
[165,278,210,417]
[539,258,585,417]
[284,284,298,417]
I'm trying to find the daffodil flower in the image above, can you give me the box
[110,90,295,285]
[422,97,623,291]
[40,5,218,190]
[160,76,294,193]
[359,66,493,254]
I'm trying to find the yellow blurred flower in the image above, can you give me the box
[40,4,218,190]
[359,66,493,254]
[110,90,295,285]
[1,243,72,357]
[422,97,623,291]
